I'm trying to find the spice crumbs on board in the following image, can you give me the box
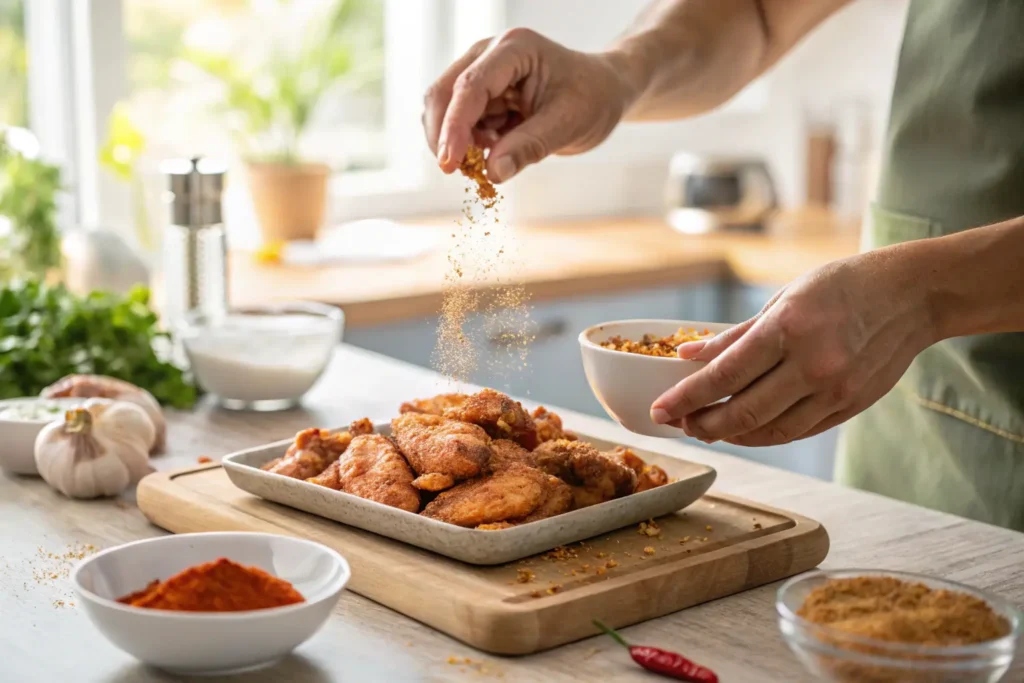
[197,456,212,464]
[516,568,536,584]
[543,546,579,562]
[643,547,656,556]
[637,520,661,537]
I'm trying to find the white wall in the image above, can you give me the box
[494,0,909,223]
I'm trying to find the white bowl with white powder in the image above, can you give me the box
[179,302,343,412]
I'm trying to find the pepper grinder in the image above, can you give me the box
[160,157,229,329]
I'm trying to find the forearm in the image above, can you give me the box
[606,0,852,121]
[910,215,1024,340]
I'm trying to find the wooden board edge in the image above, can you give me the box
[456,516,830,655]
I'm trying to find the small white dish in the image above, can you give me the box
[579,319,734,438]
[222,422,716,565]
[0,397,84,475]
[178,301,344,412]
[73,531,350,676]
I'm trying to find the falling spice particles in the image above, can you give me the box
[433,145,534,384]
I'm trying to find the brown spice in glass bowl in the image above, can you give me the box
[600,328,714,357]
[797,576,1013,683]
[798,576,1010,646]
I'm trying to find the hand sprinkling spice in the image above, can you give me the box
[593,620,718,682]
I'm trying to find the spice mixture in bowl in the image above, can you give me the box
[776,569,1021,683]
[73,532,349,675]
[600,327,716,357]
[579,319,734,438]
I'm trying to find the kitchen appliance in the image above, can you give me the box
[665,153,777,234]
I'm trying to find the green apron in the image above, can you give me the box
[836,0,1024,530]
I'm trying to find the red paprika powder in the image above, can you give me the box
[117,557,304,612]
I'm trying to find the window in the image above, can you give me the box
[121,0,387,172]
[0,0,28,128]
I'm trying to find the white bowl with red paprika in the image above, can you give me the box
[72,531,350,676]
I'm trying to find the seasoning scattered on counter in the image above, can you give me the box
[117,558,304,612]
[197,455,212,464]
[797,576,1011,646]
[593,620,718,682]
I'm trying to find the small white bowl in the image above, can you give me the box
[0,397,84,475]
[73,532,350,676]
[178,301,344,412]
[579,319,734,438]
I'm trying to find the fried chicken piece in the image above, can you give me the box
[607,446,670,493]
[348,417,375,436]
[531,406,577,444]
[391,413,492,481]
[399,393,468,416]
[262,424,361,479]
[421,463,547,527]
[476,522,516,530]
[307,434,420,512]
[488,439,536,471]
[412,472,456,492]
[519,472,573,522]
[532,439,637,509]
[444,388,539,449]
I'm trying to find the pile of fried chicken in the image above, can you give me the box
[260,389,670,529]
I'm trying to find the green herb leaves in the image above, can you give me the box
[0,281,198,408]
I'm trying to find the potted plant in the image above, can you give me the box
[183,0,382,243]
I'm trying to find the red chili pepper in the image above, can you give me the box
[593,620,718,683]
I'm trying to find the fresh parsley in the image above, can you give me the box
[0,280,198,408]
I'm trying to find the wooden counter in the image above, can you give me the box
[230,208,860,327]
[3,346,1021,682]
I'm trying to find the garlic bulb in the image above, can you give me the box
[34,398,156,499]
[41,374,167,454]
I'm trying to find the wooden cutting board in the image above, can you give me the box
[137,464,829,655]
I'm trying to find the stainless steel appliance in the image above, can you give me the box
[665,153,777,234]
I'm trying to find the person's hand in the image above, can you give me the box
[422,28,638,183]
[650,250,939,446]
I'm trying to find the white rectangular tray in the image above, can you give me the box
[222,422,716,565]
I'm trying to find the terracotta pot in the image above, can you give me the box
[247,162,330,242]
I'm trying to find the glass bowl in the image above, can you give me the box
[777,569,1021,683]
[178,302,344,411]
